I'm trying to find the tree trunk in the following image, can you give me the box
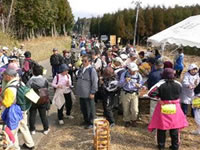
[1,14,5,32]
[63,24,67,36]
[53,23,57,37]
[51,25,54,37]
[29,30,32,39]
[43,28,46,37]
[31,28,35,39]
[26,29,30,41]
[6,0,14,31]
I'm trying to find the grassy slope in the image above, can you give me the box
[0,32,19,48]
[22,36,71,61]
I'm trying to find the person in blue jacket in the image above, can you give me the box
[174,48,184,78]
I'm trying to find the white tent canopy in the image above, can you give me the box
[147,15,200,48]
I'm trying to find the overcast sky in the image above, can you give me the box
[68,0,200,20]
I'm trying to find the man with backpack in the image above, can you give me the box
[50,48,63,78]
[1,67,35,149]
[119,62,143,127]
[1,68,30,149]
[22,51,37,84]
[76,54,98,129]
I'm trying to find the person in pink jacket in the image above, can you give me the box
[52,64,73,125]
[148,68,188,150]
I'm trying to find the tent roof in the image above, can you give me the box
[147,15,200,48]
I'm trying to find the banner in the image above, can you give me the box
[110,35,116,46]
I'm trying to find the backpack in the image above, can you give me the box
[1,55,8,64]
[6,81,32,111]
[54,74,60,92]
[30,80,49,105]
[94,58,103,72]
[124,70,140,83]
[22,59,37,84]
[77,67,93,82]
[37,88,49,105]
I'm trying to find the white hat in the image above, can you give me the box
[120,54,128,60]
[2,46,9,51]
[188,64,198,71]
[127,62,138,72]
[129,47,137,53]
[113,57,123,64]
[129,52,138,58]
[13,47,18,51]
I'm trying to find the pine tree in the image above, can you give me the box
[144,7,153,36]
[114,14,126,38]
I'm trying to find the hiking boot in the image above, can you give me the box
[65,115,74,119]
[43,129,50,135]
[124,122,131,127]
[110,123,115,128]
[58,120,64,125]
[31,131,36,135]
[22,143,35,150]
[169,145,178,150]
[131,121,137,127]
[157,145,165,150]
[137,116,142,121]
[80,121,87,126]
[191,129,200,135]
[85,125,93,129]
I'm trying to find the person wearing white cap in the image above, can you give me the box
[2,46,9,51]
[180,63,200,115]
[124,52,138,67]
[113,57,123,67]
[112,57,125,80]
[120,53,128,61]
[119,62,143,127]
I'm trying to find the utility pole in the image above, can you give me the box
[132,1,142,46]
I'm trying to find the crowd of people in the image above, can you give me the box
[49,36,200,150]
[0,36,199,150]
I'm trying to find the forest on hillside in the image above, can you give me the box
[75,5,200,45]
[0,0,74,39]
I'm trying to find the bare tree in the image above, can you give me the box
[6,0,14,31]
[0,1,5,32]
